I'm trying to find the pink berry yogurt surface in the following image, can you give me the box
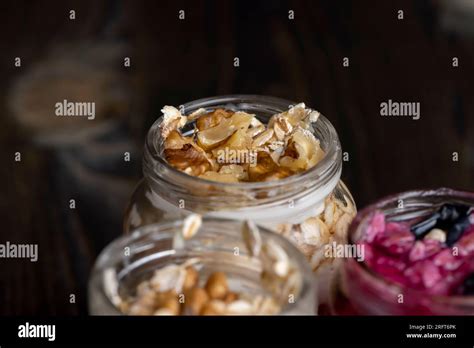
[359,211,474,296]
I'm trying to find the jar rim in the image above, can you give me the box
[347,187,474,306]
[90,217,316,315]
[143,94,341,190]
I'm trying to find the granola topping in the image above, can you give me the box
[160,103,324,183]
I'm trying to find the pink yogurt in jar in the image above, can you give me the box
[331,188,474,315]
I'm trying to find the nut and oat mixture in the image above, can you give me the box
[113,219,300,315]
[158,104,356,274]
[160,103,323,182]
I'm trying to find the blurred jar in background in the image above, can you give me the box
[8,40,132,144]
[7,40,140,245]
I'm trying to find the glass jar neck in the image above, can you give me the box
[142,95,342,224]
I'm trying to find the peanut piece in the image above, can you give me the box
[205,272,229,300]
[183,266,199,290]
[200,300,226,315]
[185,287,209,315]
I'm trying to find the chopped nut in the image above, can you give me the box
[196,109,233,131]
[118,301,130,313]
[273,116,293,141]
[159,295,180,315]
[425,228,447,243]
[197,117,235,150]
[200,300,226,315]
[160,106,187,138]
[231,111,255,130]
[183,266,199,290]
[128,291,157,315]
[120,258,283,316]
[155,289,177,303]
[282,139,298,158]
[136,280,152,296]
[200,306,218,315]
[159,102,325,183]
[279,128,324,171]
[164,130,193,150]
[277,103,307,127]
[197,112,254,150]
[165,144,211,176]
[205,272,229,299]
[216,129,252,153]
[150,264,186,293]
[247,151,278,181]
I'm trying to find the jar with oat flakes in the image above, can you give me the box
[330,188,474,315]
[124,95,356,303]
[89,218,316,315]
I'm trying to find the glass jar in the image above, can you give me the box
[330,188,474,315]
[89,218,316,315]
[124,95,356,303]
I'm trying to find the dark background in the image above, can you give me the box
[0,0,473,315]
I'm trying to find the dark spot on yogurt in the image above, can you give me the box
[446,215,472,247]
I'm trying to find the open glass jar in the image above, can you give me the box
[124,95,356,302]
[330,188,474,315]
[89,218,316,315]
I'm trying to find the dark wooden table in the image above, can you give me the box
[0,0,473,315]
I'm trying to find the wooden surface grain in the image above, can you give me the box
[0,0,473,315]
